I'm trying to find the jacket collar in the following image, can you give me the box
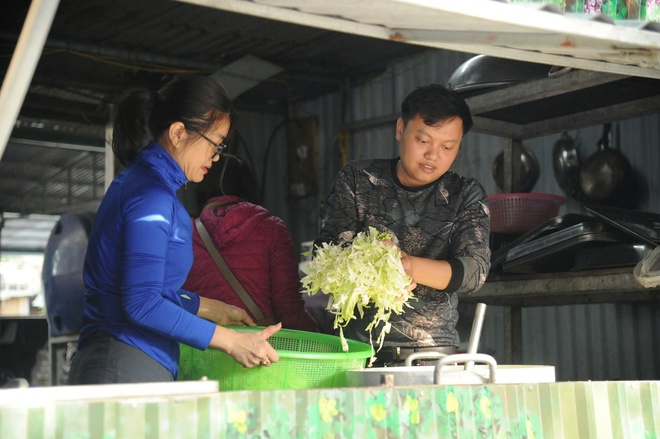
[136,141,188,191]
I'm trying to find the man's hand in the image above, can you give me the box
[399,248,417,299]
[399,248,414,279]
[383,240,417,300]
[198,297,256,326]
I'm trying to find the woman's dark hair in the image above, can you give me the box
[195,156,262,210]
[400,83,473,135]
[112,75,235,166]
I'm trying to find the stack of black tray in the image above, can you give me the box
[490,206,660,274]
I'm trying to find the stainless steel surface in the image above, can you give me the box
[345,353,556,387]
[346,365,435,387]
[399,302,487,370]
[404,351,447,367]
[435,354,497,384]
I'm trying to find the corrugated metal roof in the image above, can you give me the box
[0,135,104,216]
[2,0,660,250]
[3,0,426,118]
[0,213,59,253]
[209,0,660,77]
[0,0,428,250]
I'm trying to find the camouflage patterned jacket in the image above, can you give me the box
[315,158,491,348]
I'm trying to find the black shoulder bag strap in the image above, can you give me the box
[194,215,275,326]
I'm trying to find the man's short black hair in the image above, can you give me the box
[400,84,473,134]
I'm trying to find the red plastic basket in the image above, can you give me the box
[488,193,565,235]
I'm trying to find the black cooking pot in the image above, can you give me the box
[579,123,634,207]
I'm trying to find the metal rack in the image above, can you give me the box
[463,268,660,364]
[465,69,660,140]
[459,68,656,192]
[459,69,660,362]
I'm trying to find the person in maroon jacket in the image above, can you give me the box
[183,156,318,332]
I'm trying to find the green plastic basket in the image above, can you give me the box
[178,326,373,391]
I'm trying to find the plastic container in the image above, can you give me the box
[42,213,95,336]
[634,246,660,288]
[178,326,373,391]
[488,193,565,235]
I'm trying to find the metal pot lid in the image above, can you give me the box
[448,55,557,97]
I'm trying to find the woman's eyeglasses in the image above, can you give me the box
[187,127,227,159]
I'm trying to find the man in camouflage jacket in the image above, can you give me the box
[315,84,491,358]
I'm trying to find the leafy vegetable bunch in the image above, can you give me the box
[301,227,414,359]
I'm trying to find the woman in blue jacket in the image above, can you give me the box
[68,75,280,384]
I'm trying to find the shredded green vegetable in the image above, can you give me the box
[301,227,414,365]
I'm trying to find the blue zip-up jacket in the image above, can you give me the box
[79,142,216,377]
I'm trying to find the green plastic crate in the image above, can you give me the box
[178,326,373,391]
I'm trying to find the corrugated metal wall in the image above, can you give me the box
[240,48,660,382]
[474,302,660,382]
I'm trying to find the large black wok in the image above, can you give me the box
[579,123,635,207]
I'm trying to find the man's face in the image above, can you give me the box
[395,114,464,187]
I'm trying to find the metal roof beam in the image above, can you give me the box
[179,0,660,78]
[0,0,59,161]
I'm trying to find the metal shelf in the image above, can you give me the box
[464,267,660,308]
[465,69,660,140]
[462,268,660,363]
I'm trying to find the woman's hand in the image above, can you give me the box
[198,297,256,326]
[210,323,282,368]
